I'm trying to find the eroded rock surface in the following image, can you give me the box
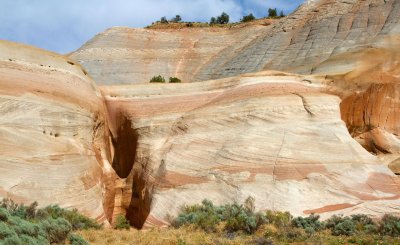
[70,0,400,85]
[101,72,400,228]
[0,41,117,223]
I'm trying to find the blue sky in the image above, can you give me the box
[0,0,305,53]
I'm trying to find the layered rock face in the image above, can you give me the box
[101,72,400,228]
[70,0,400,85]
[69,24,267,85]
[0,41,116,223]
[2,0,400,230]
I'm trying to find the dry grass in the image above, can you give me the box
[78,225,254,245]
[78,226,400,245]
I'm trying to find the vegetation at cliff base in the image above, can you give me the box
[3,197,399,245]
[0,198,99,245]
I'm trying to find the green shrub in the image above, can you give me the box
[169,77,181,83]
[292,214,323,234]
[173,199,222,232]
[332,219,356,236]
[0,208,9,222]
[379,214,400,236]
[265,210,292,228]
[173,197,266,234]
[150,75,166,83]
[1,235,21,245]
[241,13,256,23]
[19,234,48,245]
[40,218,72,243]
[0,222,17,239]
[68,233,89,245]
[325,214,377,236]
[115,215,130,230]
[351,214,376,233]
[0,199,101,245]
[43,205,101,230]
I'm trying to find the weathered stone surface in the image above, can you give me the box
[101,72,400,228]
[0,41,117,223]
[2,0,400,230]
[70,0,400,85]
[69,24,267,85]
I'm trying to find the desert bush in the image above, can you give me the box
[223,203,265,234]
[150,75,166,83]
[0,208,9,222]
[351,214,377,233]
[173,199,223,232]
[69,233,90,245]
[292,214,323,234]
[0,222,17,239]
[40,217,72,243]
[379,214,400,236]
[169,77,181,83]
[115,215,130,230]
[43,205,101,230]
[265,210,292,228]
[325,214,377,236]
[173,197,266,234]
[0,199,96,244]
[241,13,255,23]
[332,219,356,236]
[1,235,21,245]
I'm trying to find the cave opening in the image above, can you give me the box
[110,114,152,229]
[111,116,138,178]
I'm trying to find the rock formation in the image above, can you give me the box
[101,72,400,228]
[0,0,400,229]
[0,41,117,223]
[70,0,400,84]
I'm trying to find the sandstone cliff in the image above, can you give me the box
[70,0,400,85]
[0,41,117,223]
[102,72,400,228]
[1,0,400,230]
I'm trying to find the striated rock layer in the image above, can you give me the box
[70,0,400,85]
[0,41,117,223]
[101,72,400,228]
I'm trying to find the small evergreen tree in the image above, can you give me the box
[241,13,256,23]
[169,77,181,83]
[217,12,230,24]
[172,15,182,22]
[150,75,166,83]
[268,8,278,18]
[160,17,168,24]
[210,17,217,25]
[280,10,285,17]
[115,215,130,230]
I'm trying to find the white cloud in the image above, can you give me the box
[0,0,304,53]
